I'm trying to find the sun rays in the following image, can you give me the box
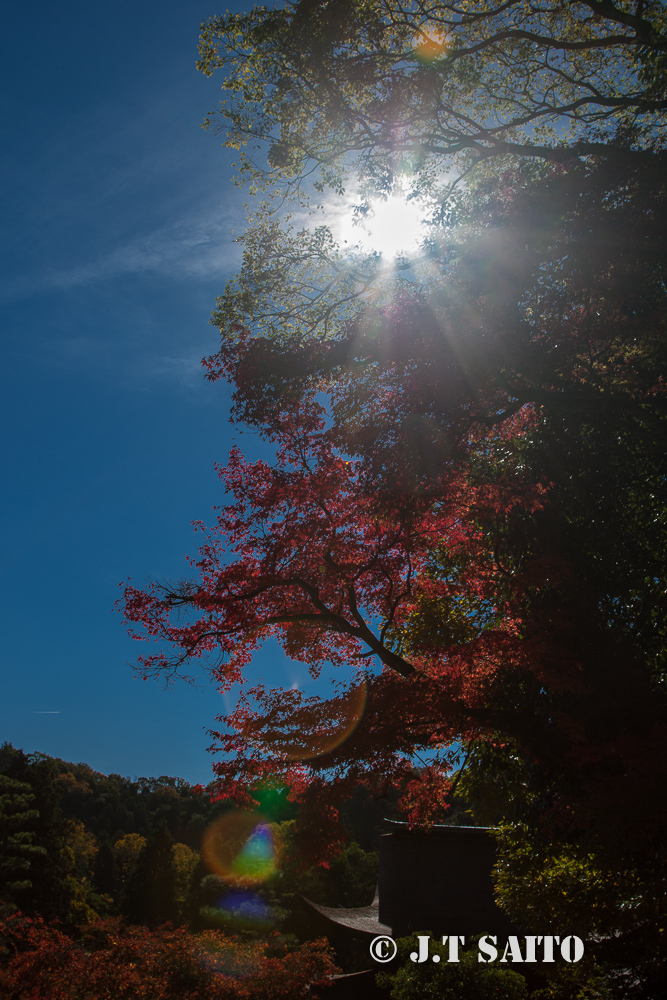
[330,188,431,259]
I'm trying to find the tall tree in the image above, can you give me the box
[198,0,667,187]
[0,774,46,913]
[0,745,71,921]
[122,5,667,987]
[122,157,667,994]
[123,156,667,834]
[195,0,667,373]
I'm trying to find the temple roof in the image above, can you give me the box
[301,896,391,936]
[383,820,493,834]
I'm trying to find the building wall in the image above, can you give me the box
[378,823,517,938]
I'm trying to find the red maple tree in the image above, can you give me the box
[121,393,562,850]
[122,157,667,858]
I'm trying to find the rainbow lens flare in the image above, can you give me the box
[202,812,280,886]
[216,889,275,928]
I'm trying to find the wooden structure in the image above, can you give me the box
[300,820,516,971]
[378,820,516,938]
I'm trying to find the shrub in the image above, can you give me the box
[0,912,337,999]
[377,935,529,1000]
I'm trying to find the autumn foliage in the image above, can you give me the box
[0,913,337,999]
[121,154,667,874]
[122,394,551,843]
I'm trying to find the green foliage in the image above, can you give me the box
[492,823,667,989]
[195,0,667,389]
[455,741,534,828]
[0,744,71,921]
[173,841,200,922]
[51,757,218,844]
[0,743,391,945]
[124,826,178,927]
[92,834,115,896]
[268,827,378,909]
[323,841,378,907]
[113,831,147,904]
[377,936,529,1000]
[493,825,639,939]
[530,965,618,1000]
[63,818,98,882]
[0,774,46,906]
[198,0,667,202]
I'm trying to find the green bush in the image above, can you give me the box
[378,936,529,1000]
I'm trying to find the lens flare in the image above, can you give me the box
[334,195,427,256]
[202,812,281,886]
[215,889,275,929]
[413,26,450,62]
[265,680,369,761]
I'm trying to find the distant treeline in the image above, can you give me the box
[0,741,389,934]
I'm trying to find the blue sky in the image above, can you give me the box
[0,0,311,784]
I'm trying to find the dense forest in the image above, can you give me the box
[0,742,387,929]
[0,741,392,996]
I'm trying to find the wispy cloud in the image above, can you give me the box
[2,214,242,303]
[51,219,241,288]
[141,354,208,390]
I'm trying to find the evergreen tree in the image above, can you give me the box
[0,774,46,912]
[0,743,70,920]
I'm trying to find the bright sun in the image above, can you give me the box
[332,190,429,258]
